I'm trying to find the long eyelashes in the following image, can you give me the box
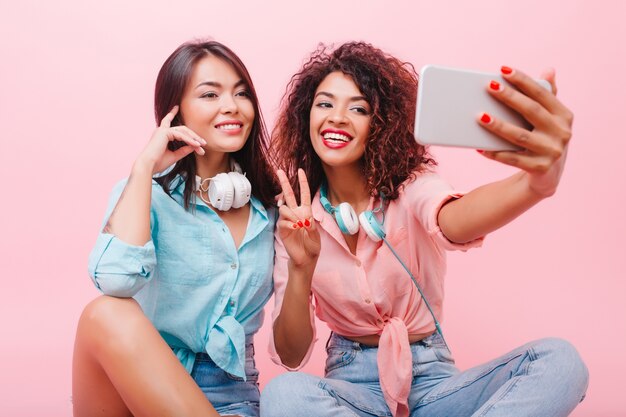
[314,101,369,115]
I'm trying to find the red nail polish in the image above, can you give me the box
[480,113,492,124]
[477,150,484,153]
[501,66,513,75]
[304,219,311,227]
[490,80,501,91]
[297,221,304,228]
[292,223,298,229]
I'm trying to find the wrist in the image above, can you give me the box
[132,157,158,177]
[524,172,557,199]
[288,259,316,283]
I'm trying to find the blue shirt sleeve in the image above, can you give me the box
[87,179,158,297]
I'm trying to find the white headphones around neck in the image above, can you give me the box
[319,182,386,242]
[194,160,251,211]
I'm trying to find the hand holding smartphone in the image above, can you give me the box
[414,65,552,151]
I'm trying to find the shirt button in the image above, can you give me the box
[230,263,237,269]
[230,300,235,307]
[364,298,371,304]
[355,259,362,267]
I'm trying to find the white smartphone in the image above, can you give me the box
[414,65,552,151]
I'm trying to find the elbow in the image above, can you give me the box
[92,273,149,298]
[440,227,478,245]
[276,346,307,370]
[279,349,306,369]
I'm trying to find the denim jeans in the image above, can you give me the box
[192,342,260,417]
[261,332,588,417]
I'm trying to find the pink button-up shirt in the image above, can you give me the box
[269,172,484,417]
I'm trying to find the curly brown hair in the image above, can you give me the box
[271,41,436,200]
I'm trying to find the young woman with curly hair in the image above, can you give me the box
[260,42,588,417]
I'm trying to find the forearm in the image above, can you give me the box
[438,171,546,243]
[273,262,315,368]
[103,160,155,246]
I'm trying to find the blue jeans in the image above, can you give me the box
[192,342,260,417]
[261,333,588,417]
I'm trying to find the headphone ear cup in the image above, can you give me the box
[359,211,385,242]
[209,173,234,211]
[335,203,360,235]
[228,172,251,209]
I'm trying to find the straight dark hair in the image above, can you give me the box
[153,40,277,208]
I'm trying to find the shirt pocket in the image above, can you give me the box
[241,224,275,288]
[155,223,214,285]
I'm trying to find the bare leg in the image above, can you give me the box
[72,296,220,417]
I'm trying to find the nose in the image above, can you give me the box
[328,107,347,124]
[220,94,238,114]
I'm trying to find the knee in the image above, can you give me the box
[261,373,315,417]
[535,338,589,397]
[76,296,145,353]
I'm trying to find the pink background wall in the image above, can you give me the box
[1,0,624,415]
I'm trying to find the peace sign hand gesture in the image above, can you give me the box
[137,106,207,175]
[276,169,321,270]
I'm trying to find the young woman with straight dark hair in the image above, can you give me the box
[72,40,277,417]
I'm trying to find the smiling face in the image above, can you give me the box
[179,54,254,154]
[309,71,372,169]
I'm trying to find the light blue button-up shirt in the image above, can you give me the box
[88,176,275,378]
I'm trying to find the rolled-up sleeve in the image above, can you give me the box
[87,179,157,297]
[404,173,484,251]
[88,234,156,297]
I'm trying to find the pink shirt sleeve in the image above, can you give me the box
[402,172,485,251]
[268,231,318,370]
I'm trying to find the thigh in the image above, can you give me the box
[409,340,530,417]
[72,296,218,417]
[72,298,134,417]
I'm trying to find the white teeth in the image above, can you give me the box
[217,124,242,130]
[323,132,351,142]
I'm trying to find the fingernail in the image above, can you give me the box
[277,199,284,207]
[480,112,492,124]
[297,221,304,228]
[489,80,502,91]
[501,66,513,75]
[477,150,484,154]
[304,219,311,228]
[292,223,299,229]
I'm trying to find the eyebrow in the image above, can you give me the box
[194,79,246,90]
[314,91,368,102]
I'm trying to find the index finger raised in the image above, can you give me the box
[160,106,179,128]
[297,168,312,206]
[276,169,298,209]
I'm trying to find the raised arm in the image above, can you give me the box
[272,169,321,368]
[438,67,572,243]
[103,106,206,245]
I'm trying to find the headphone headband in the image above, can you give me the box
[319,183,335,214]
